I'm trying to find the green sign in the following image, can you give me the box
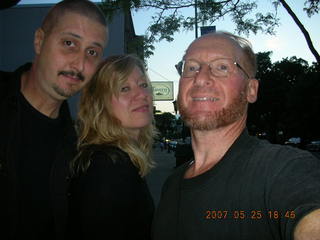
[151,81,174,101]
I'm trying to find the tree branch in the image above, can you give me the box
[279,0,320,64]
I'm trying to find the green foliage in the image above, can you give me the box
[100,0,319,62]
[248,52,320,144]
[285,71,320,142]
[149,14,184,42]
[303,0,320,17]
[154,112,176,138]
[100,0,280,57]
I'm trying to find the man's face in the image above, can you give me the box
[177,35,258,130]
[34,12,107,101]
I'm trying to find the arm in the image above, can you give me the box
[294,209,320,240]
[265,149,320,239]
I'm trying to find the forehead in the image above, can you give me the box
[51,12,107,47]
[185,34,243,60]
[127,66,145,81]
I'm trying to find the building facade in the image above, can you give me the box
[0,3,142,117]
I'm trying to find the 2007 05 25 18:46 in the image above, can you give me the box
[205,210,296,220]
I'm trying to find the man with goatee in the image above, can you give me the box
[152,31,320,240]
[0,1,108,239]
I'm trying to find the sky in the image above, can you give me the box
[18,0,320,113]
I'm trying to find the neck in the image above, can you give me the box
[185,116,247,178]
[20,70,62,119]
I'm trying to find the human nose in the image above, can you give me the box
[193,64,213,87]
[70,52,86,73]
[134,86,150,100]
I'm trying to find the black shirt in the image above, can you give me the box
[0,63,77,240]
[153,129,320,240]
[18,92,63,240]
[69,145,155,240]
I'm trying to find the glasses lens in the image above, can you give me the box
[210,59,234,77]
[177,58,242,78]
[183,60,200,77]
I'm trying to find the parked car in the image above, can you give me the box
[305,140,320,152]
[284,137,301,147]
[168,140,178,151]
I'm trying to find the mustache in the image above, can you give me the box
[58,71,85,81]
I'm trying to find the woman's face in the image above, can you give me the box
[111,66,153,139]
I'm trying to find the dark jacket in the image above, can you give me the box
[0,64,77,240]
[68,145,155,240]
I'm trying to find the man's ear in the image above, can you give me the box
[34,28,45,55]
[246,78,259,103]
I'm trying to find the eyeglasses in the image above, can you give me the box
[175,58,250,79]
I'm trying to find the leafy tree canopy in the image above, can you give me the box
[154,112,176,138]
[100,0,319,60]
[248,51,320,144]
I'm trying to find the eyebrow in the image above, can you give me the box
[61,32,104,49]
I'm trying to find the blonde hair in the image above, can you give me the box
[72,54,156,176]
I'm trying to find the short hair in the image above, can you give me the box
[217,31,257,78]
[73,54,157,177]
[189,31,257,78]
[41,0,107,33]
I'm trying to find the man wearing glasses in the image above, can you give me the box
[152,31,320,240]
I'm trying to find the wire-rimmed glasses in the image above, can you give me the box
[175,58,250,79]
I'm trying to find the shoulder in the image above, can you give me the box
[0,70,14,99]
[253,138,317,164]
[71,145,145,197]
[0,70,13,81]
[238,135,320,183]
[80,144,136,174]
[89,144,130,163]
[242,133,316,164]
[0,63,32,100]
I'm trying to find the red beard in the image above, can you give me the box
[178,90,248,131]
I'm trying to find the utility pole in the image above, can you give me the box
[195,0,198,38]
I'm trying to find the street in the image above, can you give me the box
[146,146,176,205]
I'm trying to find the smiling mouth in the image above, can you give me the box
[192,97,220,102]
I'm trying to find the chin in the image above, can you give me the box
[131,120,151,129]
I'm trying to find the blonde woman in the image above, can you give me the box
[68,55,156,240]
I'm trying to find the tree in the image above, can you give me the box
[248,52,319,144]
[154,112,176,138]
[100,0,279,58]
[100,0,319,62]
[273,0,320,65]
[285,69,320,144]
[248,52,292,143]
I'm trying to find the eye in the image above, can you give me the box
[139,82,148,88]
[64,40,75,47]
[184,61,200,73]
[120,86,130,92]
[213,59,232,73]
[217,64,229,71]
[87,49,98,57]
